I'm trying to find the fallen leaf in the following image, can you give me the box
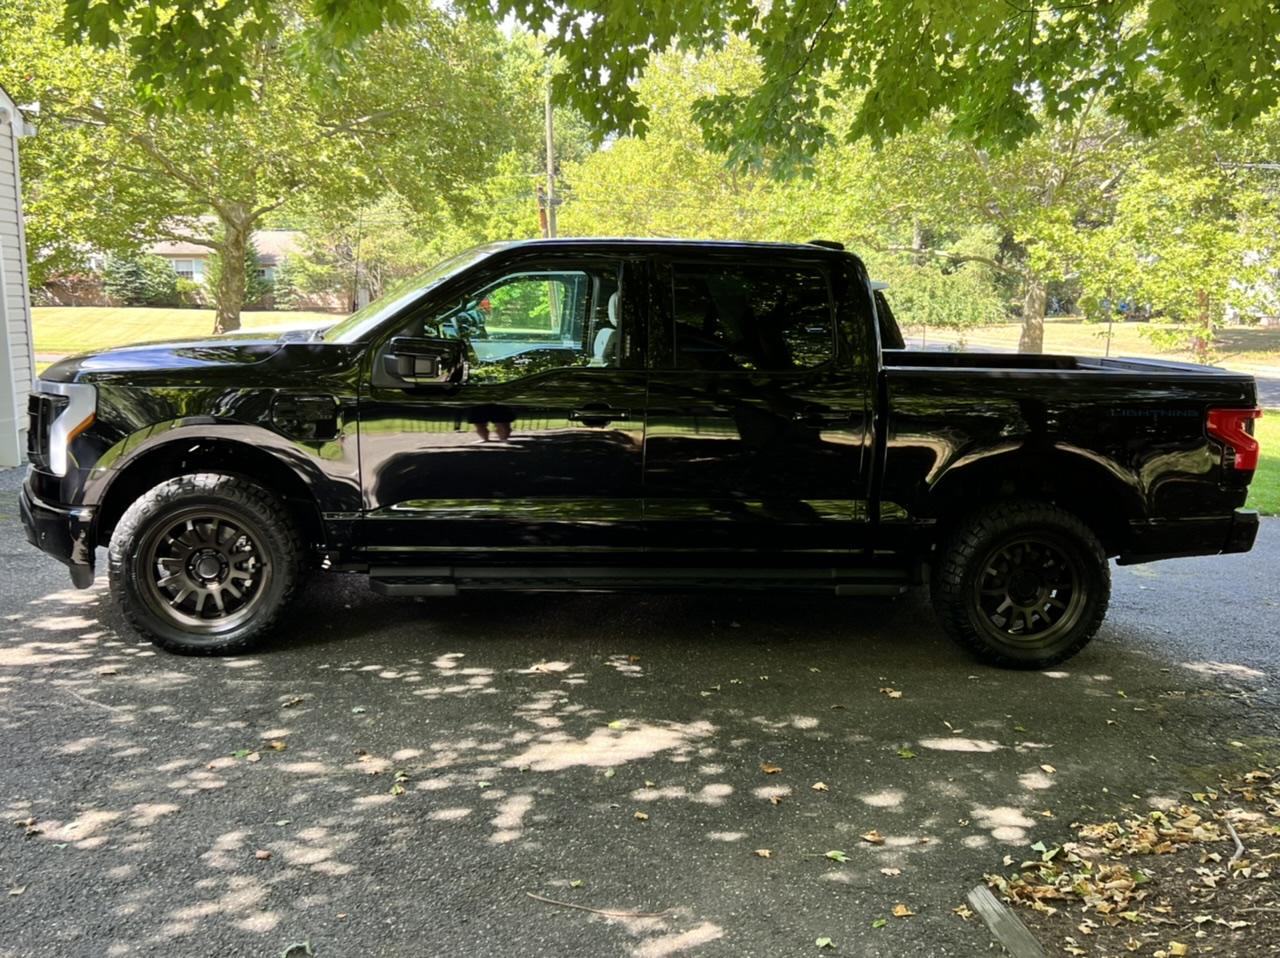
[97,666,119,676]
[879,687,903,699]
[627,655,640,664]
[351,706,367,715]
[569,879,584,888]
[603,768,616,780]
[644,780,655,787]
[246,752,262,763]
[281,696,304,708]
[608,720,626,730]
[336,913,348,921]
[825,850,849,863]
[269,740,287,751]
[1040,764,1056,774]
[769,796,784,806]
[1169,945,1188,957]
[861,830,885,845]
[952,905,973,920]
[892,904,915,918]
[811,782,829,792]
[880,867,901,877]
[389,783,406,796]
[255,849,272,861]
[7,886,25,897]
[761,763,782,775]
[897,747,916,760]
[232,749,252,759]
[633,811,649,821]
[871,918,887,929]
[815,937,834,949]
[754,849,772,858]
[809,667,821,673]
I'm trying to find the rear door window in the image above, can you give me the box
[670,264,835,371]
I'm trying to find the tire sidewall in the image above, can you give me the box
[934,502,1110,669]
[110,477,299,653]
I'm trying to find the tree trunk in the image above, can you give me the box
[911,218,926,266]
[1018,276,1047,354]
[213,224,248,334]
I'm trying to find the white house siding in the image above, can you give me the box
[0,87,35,467]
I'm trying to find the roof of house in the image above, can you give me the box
[149,229,301,265]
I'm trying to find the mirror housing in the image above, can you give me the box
[383,337,466,385]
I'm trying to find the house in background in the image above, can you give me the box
[0,84,35,468]
[149,229,301,286]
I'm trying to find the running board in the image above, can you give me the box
[368,566,910,598]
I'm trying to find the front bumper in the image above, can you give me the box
[18,479,97,587]
[1117,508,1260,565]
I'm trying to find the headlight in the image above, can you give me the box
[33,381,96,477]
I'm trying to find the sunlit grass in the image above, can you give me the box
[1247,411,1279,516]
[32,306,339,357]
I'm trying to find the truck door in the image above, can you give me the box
[359,251,647,558]
[643,253,874,556]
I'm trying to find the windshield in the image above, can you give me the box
[321,243,506,343]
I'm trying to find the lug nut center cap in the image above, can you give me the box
[193,552,224,581]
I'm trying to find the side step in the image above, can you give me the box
[368,566,911,598]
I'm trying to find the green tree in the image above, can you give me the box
[1070,118,1280,360]
[3,0,534,332]
[101,252,180,306]
[65,1,1280,158]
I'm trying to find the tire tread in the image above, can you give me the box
[107,473,303,655]
[931,499,1109,669]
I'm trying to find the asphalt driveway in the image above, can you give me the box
[1,466,1276,958]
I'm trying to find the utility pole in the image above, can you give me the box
[544,78,558,238]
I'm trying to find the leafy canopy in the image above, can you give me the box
[61,0,1280,159]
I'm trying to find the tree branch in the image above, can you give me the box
[879,244,1022,277]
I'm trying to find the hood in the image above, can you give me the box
[40,331,291,383]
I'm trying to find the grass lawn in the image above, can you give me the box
[32,306,338,357]
[1248,410,1280,516]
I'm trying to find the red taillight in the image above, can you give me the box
[1207,407,1262,471]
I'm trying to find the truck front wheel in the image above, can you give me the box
[932,500,1109,669]
[108,473,303,655]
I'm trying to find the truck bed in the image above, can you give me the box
[882,349,1254,382]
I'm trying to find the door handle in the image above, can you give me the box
[570,406,630,426]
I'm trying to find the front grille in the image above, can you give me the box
[26,393,66,471]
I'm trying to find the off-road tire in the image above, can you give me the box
[108,473,303,655]
[932,500,1109,669]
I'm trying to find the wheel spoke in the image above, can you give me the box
[157,572,185,590]
[169,587,191,608]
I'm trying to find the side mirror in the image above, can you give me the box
[383,337,466,386]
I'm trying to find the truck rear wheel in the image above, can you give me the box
[932,500,1109,669]
[108,473,303,655]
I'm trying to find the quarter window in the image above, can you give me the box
[671,264,834,371]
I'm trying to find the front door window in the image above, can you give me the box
[422,267,622,383]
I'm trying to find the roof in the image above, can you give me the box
[149,229,301,265]
[0,84,34,138]
[491,237,849,254]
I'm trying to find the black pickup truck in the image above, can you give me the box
[20,239,1262,667]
